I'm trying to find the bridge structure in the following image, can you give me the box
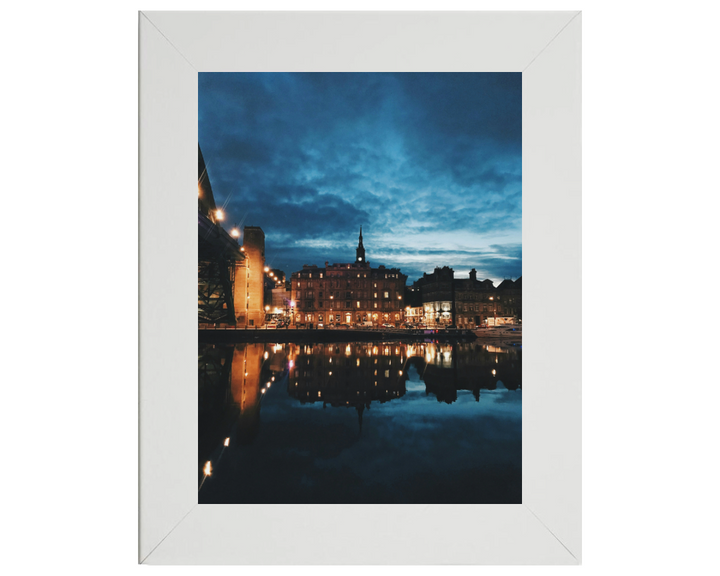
[198,145,266,327]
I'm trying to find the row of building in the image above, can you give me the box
[201,222,521,328]
[280,228,521,328]
[199,144,520,329]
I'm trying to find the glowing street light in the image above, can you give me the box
[264,266,269,273]
[230,228,240,238]
[215,209,224,221]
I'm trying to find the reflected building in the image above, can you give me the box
[198,342,285,477]
[284,340,521,409]
[420,341,522,403]
[287,342,409,428]
[199,339,521,483]
[229,343,266,445]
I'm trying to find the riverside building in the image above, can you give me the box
[290,228,408,327]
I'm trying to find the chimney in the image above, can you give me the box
[469,268,477,281]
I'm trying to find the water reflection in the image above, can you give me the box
[198,340,521,503]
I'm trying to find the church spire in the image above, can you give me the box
[356,226,366,263]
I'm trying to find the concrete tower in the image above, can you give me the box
[233,226,266,327]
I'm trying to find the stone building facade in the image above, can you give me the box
[289,229,408,327]
[494,277,522,324]
[233,226,266,327]
[416,267,522,328]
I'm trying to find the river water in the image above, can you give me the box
[198,339,521,504]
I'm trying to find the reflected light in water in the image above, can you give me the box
[203,461,212,476]
[224,438,230,447]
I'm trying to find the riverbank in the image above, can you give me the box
[199,327,480,344]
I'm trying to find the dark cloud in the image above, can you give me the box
[200,73,522,284]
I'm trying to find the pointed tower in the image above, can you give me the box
[356,226,366,264]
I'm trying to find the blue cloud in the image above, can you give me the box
[200,73,522,284]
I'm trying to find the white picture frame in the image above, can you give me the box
[139,11,581,564]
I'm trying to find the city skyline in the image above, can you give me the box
[199,72,521,284]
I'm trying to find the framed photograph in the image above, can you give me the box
[139,11,581,564]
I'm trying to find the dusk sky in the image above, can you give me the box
[199,73,521,284]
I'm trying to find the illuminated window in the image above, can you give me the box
[356,301,361,308]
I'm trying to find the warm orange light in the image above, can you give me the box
[264,266,269,272]
[215,209,224,221]
[203,461,212,476]
[223,438,230,447]
[240,246,245,252]
[230,228,240,238]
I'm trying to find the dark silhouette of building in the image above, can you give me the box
[415,267,522,328]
